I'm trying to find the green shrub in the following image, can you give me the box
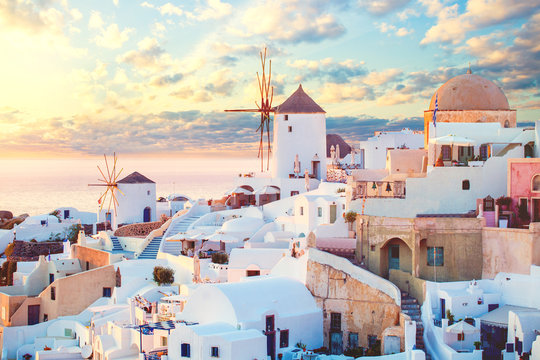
[211,252,228,264]
[63,224,82,243]
[153,266,175,286]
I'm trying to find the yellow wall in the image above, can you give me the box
[39,265,116,321]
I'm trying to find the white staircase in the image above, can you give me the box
[160,216,202,255]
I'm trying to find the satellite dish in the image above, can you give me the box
[81,345,93,359]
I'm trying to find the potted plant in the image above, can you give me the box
[344,211,358,236]
[496,196,512,211]
[474,341,481,350]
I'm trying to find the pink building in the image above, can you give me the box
[507,158,540,223]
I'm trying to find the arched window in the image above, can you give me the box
[462,180,470,190]
[533,175,540,192]
[504,120,510,128]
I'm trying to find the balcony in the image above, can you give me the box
[349,181,406,200]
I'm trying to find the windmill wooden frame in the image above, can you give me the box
[226,48,274,171]
[88,153,124,216]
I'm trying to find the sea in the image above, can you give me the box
[0,157,260,216]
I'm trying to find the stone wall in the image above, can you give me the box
[8,240,63,261]
[114,221,164,237]
[305,255,401,351]
[482,223,540,278]
[389,269,426,305]
[327,168,348,183]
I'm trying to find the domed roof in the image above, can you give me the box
[429,73,510,111]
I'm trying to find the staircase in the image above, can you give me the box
[161,216,202,256]
[138,236,163,259]
[401,291,430,358]
[110,236,123,252]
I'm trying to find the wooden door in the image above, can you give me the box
[330,205,337,224]
[28,304,40,325]
[330,331,343,355]
[388,245,400,270]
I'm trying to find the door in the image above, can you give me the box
[330,205,337,223]
[388,245,399,270]
[28,304,40,325]
[143,207,151,222]
[266,332,276,360]
[458,146,474,163]
[441,298,446,319]
[532,199,540,222]
[312,161,320,179]
[384,336,400,355]
[330,332,343,355]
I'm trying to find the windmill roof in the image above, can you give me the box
[117,171,155,184]
[275,84,326,114]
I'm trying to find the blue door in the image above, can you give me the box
[143,207,151,222]
[388,245,400,270]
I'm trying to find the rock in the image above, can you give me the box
[0,214,29,230]
[0,211,13,220]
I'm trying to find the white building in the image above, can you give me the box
[170,276,323,360]
[357,129,424,170]
[234,85,327,200]
[97,172,157,229]
[227,248,288,282]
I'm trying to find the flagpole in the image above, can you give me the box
[434,247,437,282]
[432,93,438,166]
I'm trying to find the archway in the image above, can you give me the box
[380,238,412,278]
[143,207,151,222]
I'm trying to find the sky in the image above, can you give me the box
[0,0,539,158]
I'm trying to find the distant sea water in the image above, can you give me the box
[0,157,260,216]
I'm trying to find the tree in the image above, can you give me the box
[211,252,228,264]
[344,211,358,231]
[153,266,175,286]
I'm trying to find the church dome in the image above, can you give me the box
[429,73,510,111]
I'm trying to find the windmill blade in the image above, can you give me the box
[113,167,124,183]
[112,153,117,184]
[97,165,108,183]
[116,186,125,196]
[104,154,112,182]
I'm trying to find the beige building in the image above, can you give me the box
[423,70,517,147]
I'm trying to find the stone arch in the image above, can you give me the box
[379,237,413,279]
[239,185,254,192]
[532,174,540,192]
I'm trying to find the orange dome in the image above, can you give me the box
[429,73,510,111]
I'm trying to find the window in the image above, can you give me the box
[43,314,48,322]
[49,273,54,284]
[65,328,72,337]
[147,190,150,195]
[427,247,444,266]
[479,144,489,161]
[349,332,359,349]
[86,261,90,270]
[288,126,292,133]
[462,180,470,190]
[317,207,322,217]
[457,333,465,341]
[64,210,70,219]
[181,343,191,357]
[300,207,304,216]
[290,191,299,196]
[368,335,378,348]
[161,336,167,346]
[246,270,260,277]
[51,286,56,300]
[280,329,289,348]
[330,312,341,331]
[211,347,219,357]
[266,315,275,332]
[284,115,288,121]
[533,175,540,192]
[441,145,451,161]
[103,287,112,297]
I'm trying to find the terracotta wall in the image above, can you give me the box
[114,221,164,237]
[0,292,26,326]
[10,296,41,326]
[71,244,111,270]
[306,259,401,350]
[39,265,116,321]
[482,224,540,278]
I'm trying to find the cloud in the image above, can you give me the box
[287,58,366,84]
[359,0,411,16]
[117,37,171,73]
[363,68,403,86]
[327,115,424,140]
[237,0,345,43]
[318,83,374,103]
[94,24,134,49]
[397,8,419,20]
[150,73,183,87]
[377,22,414,37]
[420,0,540,45]
[141,0,231,20]
[88,11,104,29]
[0,0,66,34]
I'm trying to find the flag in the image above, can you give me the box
[48,249,51,262]
[432,93,438,128]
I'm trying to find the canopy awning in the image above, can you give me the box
[254,185,280,195]
[206,232,239,243]
[446,320,479,334]
[429,134,476,146]
[480,305,538,328]
[226,186,253,195]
